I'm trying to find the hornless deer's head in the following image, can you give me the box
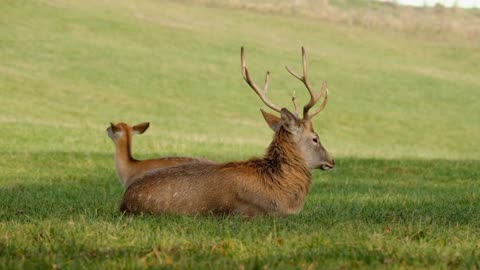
[241,47,335,171]
[107,122,150,142]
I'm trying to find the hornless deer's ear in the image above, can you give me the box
[260,109,281,132]
[132,122,150,135]
[280,108,301,133]
[110,123,121,134]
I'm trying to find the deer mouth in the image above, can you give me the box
[320,162,335,171]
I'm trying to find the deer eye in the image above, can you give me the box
[312,137,319,144]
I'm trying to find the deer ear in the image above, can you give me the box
[110,123,121,134]
[280,108,301,133]
[260,109,281,132]
[132,122,150,135]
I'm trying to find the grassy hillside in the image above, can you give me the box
[1,0,479,269]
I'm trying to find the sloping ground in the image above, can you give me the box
[0,0,479,269]
[1,0,479,160]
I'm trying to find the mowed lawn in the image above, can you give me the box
[1,0,480,269]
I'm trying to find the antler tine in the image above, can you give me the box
[291,90,299,117]
[307,81,329,119]
[285,47,326,120]
[241,47,282,113]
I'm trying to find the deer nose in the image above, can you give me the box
[331,159,335,167]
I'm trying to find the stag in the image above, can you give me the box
[120,47,335,217]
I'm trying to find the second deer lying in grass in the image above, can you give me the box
[107,122,212,188]
[120,47,335,217]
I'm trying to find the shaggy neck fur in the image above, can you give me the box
[249,127,311,187]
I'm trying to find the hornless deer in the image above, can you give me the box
[107,122,213,188]
[120,47,335,217]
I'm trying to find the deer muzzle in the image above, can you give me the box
[320,159,335,171]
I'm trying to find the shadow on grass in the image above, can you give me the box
[0,152,479,228]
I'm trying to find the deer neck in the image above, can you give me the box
[114,132,137,186]
[261,128,311,181]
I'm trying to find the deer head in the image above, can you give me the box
[107,122,150,142]
[241,47,335,171]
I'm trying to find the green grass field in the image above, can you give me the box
[1,0,480,269]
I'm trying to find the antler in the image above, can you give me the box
[241,47,282,113]
[285,47,329,120]
[291,91,299,117]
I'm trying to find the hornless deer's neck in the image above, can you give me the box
[114,133,137,185]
